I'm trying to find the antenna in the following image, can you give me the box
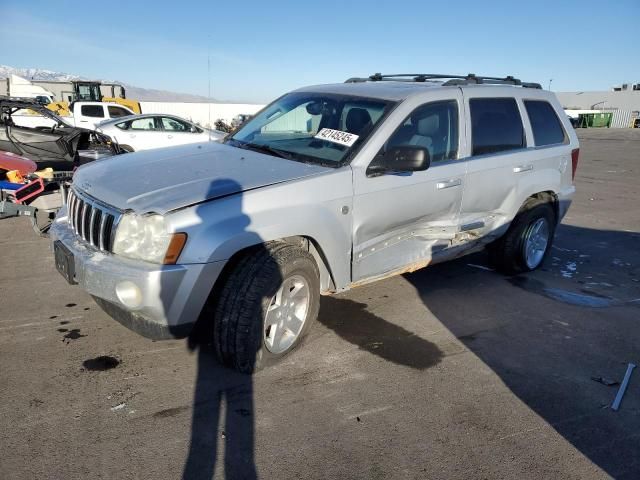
[207,37,211,130]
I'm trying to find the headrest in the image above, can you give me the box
[416,114,440,136]
[345,108,372,135]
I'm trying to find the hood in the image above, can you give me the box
[72,142,330,214]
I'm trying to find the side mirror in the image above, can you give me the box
[368,146,431,176]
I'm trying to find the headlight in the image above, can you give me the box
[112,213,186,264]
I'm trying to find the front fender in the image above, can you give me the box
[166,168,354,290]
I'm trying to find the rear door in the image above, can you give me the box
[351,91,467,282]
[457,92,530,241]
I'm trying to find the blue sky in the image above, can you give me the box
[2,0,638,103]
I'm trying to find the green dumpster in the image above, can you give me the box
[577,112,612,128]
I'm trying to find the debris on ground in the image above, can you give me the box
[611,363,636,411]
[591,376,619,387]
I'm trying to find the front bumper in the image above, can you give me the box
[50,208,225,339]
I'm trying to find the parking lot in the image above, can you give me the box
[0,128,638,480]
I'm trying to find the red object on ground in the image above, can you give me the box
[0,151,37,174]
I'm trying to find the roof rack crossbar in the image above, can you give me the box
[345,73,542,89]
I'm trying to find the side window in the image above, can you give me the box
[470,98,524,155]
[160,117,190,131]
[524,100,567,146]
[115,121,129,130]
[80,105,105,118]
[386,100,459,162]
[108,106,131,118]
[129,117,157,130]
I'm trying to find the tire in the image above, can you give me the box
[211,242,320,373]
[488,198,556,275]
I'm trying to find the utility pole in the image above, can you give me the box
[548,78,553,91]
[207,39,211,130]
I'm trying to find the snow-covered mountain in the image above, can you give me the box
[0,65,217,102]
[0,65,85,82]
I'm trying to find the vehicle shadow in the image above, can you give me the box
[403,223,640,478]
[317,296,444,370]
[165,178,266,480]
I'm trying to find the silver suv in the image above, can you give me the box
[51,73,579,372]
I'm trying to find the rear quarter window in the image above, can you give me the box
[470,98,525,155]
[524,100,567,146]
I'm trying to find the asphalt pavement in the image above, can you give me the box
[1,128,638,479]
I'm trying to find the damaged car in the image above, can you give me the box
[0,98,121,170]
[51,73,579,373]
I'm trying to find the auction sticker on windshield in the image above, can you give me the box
[314,128,359,147]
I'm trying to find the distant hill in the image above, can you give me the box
[0,65,219,102]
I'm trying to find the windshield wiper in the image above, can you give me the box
[241,142,292,159]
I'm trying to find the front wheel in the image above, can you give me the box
[488,199,556,275]
[211,242,320,373]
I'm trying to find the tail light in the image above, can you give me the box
[571,148,580,181]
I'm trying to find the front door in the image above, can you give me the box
[125,116,162,150]
[352,94,466,283]
[159,116,197,146]
[76,104,106,129]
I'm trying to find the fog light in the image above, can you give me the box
[116,281,143,309]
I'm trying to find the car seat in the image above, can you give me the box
[345,108,372,136]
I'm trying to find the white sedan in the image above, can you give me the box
[96,114,225,152]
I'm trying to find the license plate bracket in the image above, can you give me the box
[54,240,77,285]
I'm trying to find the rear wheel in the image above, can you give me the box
[488,199,556,275]
[210,242,320,373]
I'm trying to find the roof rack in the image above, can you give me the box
[344,73,542,89]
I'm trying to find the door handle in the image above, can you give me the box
[513,165,533,173]
[436,178,462,190]
[167,134,173,139]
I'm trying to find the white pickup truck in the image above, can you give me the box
[12,102,135,130]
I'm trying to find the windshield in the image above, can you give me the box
[226,92,396,166]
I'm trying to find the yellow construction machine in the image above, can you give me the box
[47,81,141,116]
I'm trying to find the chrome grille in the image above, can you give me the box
[67,189,120,252]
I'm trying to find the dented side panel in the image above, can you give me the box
[457,88,572,241]
[350,88,467,282]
